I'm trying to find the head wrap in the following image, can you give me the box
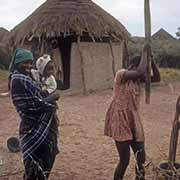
[9,48,33,72]
[36,54,52,75]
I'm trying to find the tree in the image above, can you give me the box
[176,27,180,39]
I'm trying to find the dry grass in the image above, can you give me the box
[0,69,9,81]
[0,70,9,93]
[160,68,180,84]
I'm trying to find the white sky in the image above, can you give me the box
[0,0,179,37]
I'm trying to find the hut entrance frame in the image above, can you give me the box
[51,36,77,90]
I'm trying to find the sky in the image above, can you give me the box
[0,0,179,37]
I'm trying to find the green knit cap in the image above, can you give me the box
[9,48,33,72]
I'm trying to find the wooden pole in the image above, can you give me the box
[168,96,180,165]
[109,41,116,77]
[122,40,130,69]
[144,0,152,104]
[77,36,87,95]
[40,36,45,55]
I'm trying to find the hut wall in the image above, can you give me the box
[112,42,124,72]
[68,43,84,94]
[80,43,113,91]
[68,42,123,94]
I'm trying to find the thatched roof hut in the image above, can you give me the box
[8,0,131,94]
[152,28,176,41]
[9,0,130,45]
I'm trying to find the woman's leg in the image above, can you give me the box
[36,141,57,180]
[23,142,57,180]
[131,141,146,180]
[23,157,39,180]
[114,141,131,180]
[40,147,57,179]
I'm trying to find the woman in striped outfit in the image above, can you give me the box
[9,48,59,180]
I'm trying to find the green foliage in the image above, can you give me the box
[128,39,180,67]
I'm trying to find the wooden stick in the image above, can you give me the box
[144,0,151,41]
[122,40,129,69]
[144,0,151,104]
[109,41,116,77]
[168,97,180,165]
[145,49,151,104]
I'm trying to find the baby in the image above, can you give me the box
[31,54,57,96]
[31,54,60,130]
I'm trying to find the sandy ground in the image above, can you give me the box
[0,82,180,180]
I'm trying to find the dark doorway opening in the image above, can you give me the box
[57,35,77,90]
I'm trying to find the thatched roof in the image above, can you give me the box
[152,28,176,41]
[9,0,131,45]
[0,27,9,42]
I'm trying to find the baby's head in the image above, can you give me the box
[36,54,54,77]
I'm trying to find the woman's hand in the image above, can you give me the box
[44,91,60,103]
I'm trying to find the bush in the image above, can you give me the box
[0,43,11,70]
[128,39,180,69]
[159,55,180,68]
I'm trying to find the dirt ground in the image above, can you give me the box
[0,81,180,180]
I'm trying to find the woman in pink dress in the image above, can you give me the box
[104,44,160,180]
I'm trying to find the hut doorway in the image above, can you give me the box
[52,35,77,90]
[58,35,77,90]
[58,37,72,89]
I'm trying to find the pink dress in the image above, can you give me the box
[104,69,144,142]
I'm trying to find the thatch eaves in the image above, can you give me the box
[9,0,131,45]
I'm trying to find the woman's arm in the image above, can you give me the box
[123,44,149,81]
[24,76,57,109]
[44,90,60,103]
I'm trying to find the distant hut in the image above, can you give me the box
[152,28,176,41]
[8,0,131,94]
